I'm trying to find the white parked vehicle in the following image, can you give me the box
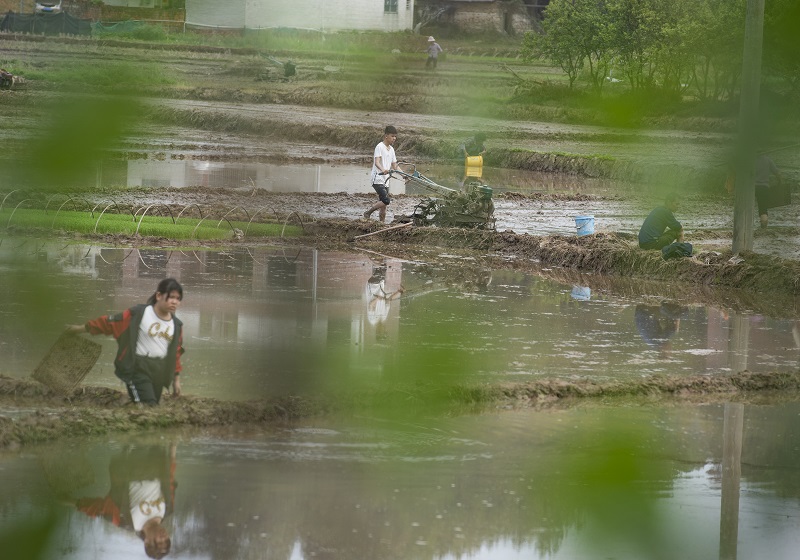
[35,1,62,14]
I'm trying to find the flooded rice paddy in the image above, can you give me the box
[2,245,799,559]
[2,402,800,559]
[2,244,799,401]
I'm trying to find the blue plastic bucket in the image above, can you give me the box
[575,215,595,236]
[571,286,591,301]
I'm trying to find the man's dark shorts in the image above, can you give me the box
[639,229,679,250]
[372,184,390,205]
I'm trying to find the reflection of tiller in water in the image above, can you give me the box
[387,164,496,229]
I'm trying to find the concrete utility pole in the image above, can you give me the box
[719,402,744,560]
[731,0,765,254]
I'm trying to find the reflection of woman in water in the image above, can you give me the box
[74,444,176,559]
[635,303,684,350]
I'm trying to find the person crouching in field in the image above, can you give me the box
[66,278,185,405]
[638,193,684,250]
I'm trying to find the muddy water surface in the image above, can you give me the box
[2,244,798,402]
[95,157,646,235]
[1,401,799,559]
[109,158,625,197]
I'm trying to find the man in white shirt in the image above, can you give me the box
[364,125,400,223]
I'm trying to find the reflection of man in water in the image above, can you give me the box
[635,303,685,350]
[366,263,403,337]
[74,444,176,559]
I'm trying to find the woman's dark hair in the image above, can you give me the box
[147,278,183,305]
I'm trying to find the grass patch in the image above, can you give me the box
[506,148,616,161]
[98,27,521,56]
[1,208,302,240]
[21,60,175,89]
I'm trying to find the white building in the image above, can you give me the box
[186,0,415,32]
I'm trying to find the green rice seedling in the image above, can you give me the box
[2,208,301,240]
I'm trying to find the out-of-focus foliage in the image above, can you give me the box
[10,63,146,191]
[19,95,138,191]
[5,63,144,334]
[0,511,58,560]
[554,416,675,559]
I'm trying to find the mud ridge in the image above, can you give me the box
[308,220,800,296]
[491,371,800,402]
[489,232,800,294]
[493,149,727,187]
[3,371,800,449]
[0,376,326,450]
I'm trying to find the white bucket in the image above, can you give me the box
[575,215,595,236]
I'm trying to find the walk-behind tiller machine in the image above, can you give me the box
[386,164,496,229]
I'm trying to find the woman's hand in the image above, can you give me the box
[65,324,85,335]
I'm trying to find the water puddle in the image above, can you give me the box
[1,401,799,559]
[75,157,626,195]
[1,244,798,402]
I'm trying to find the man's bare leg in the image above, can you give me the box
[364,202,386,220]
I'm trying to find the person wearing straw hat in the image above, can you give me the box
[426,36,443,69]
[66,278,185,406]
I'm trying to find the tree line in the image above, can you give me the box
[522,0,799,102]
